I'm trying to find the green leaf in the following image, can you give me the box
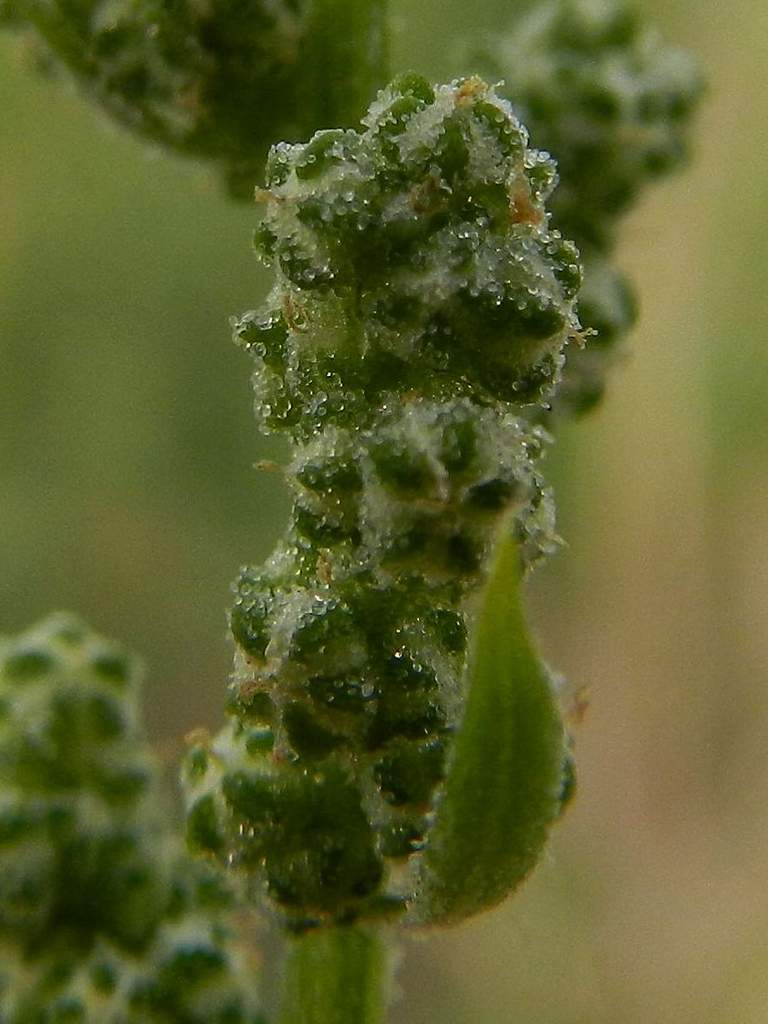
[279,926,389,1024]
[411,527,567,926]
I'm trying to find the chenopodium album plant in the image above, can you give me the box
[1,0,701,1020]
[184,73,582,931]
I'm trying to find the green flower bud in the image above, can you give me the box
[184,78,577,930]
[245,75,581,437]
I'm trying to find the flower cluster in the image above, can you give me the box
[0,614,261,1022]
[478,0,702,413]
[3,0,387,197]
[183,75,579,930]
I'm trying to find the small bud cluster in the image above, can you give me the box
[477,0,701,413]
[184,75,579,930]
[0,614,261,1023]
[5,0,387,197]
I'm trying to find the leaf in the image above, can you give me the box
[410,527,568,926]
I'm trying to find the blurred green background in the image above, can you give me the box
[2,1,767,1020]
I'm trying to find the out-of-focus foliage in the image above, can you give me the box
[475,0,702,416]
[481,0,702,249]
[1,0,767,1020]
[0,616,262,1022]
[3,0,388,197]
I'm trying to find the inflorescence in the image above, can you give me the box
[478,0,702,413]
[183,74,581,930]
[0,614,262,1022]
[2,0,388,197]
[0,0,701,998]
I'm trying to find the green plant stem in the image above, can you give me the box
[303,0,389,126]
[279,926,391,1024]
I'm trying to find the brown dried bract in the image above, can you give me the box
[508,186,543,226]
[409,173,446,215]
[456,76,487,105]
[282,293,307,331]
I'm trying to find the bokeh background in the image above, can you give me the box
[2,1,767,1020]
